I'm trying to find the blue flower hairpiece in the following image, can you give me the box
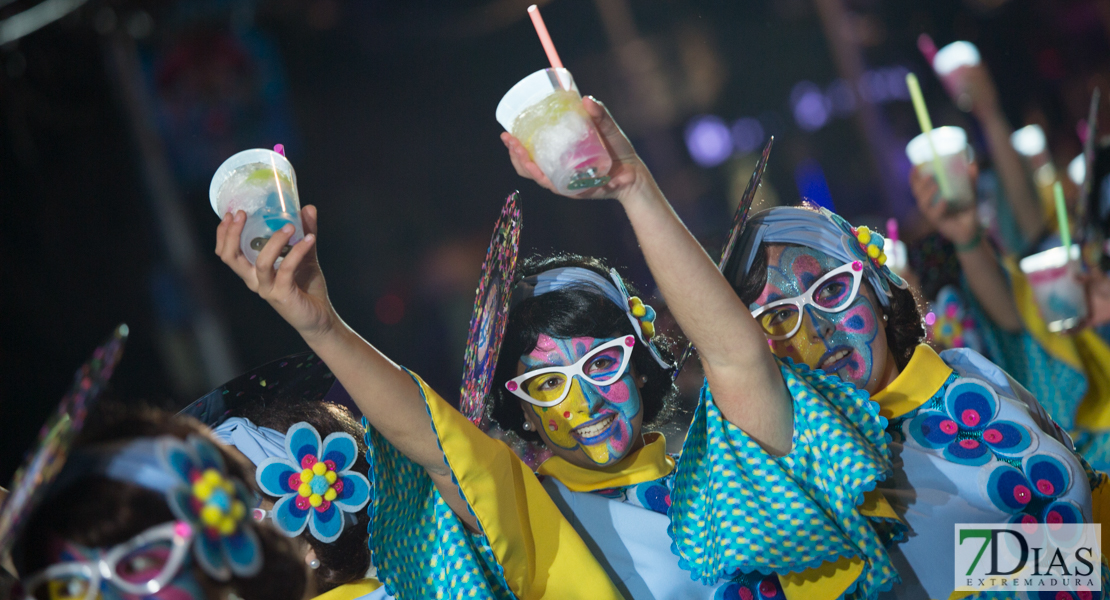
[255,422,371,543]
[158,435,262,580]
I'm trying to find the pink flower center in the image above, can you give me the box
[959,439,980,449]
[939,420,958,435]
[301,454,317,469]
[759,579,777,597]
[983,429,1003,444]
[1036,479,1055,496]
[1046,511,1063,525]
[960,409,980,427]
[1013,485,1031,505]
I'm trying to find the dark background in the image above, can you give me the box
[3,0,1108,479]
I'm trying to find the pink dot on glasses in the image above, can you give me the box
[174,522,193,538]
[624,336,635,346]
[925,312,937,326]
[507,381,518,391]
[851,261,863,272]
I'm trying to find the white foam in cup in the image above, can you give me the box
[1069,154,1086,186]
[1019,245,1087,333]
[209,148,304,265]
[905,126,976,206]
[496,68,576,131]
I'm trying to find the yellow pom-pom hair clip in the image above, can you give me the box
[852,226,888,268]
[627,296,657,340]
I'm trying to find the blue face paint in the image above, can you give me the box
[751,246,883,389]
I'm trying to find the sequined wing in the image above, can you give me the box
[0,324,129,553]
[460,192,522,426]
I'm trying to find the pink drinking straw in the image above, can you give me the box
[886,218,899,245]
[527,5,564,70]
[274,143,286,157]
[917,34,938,66]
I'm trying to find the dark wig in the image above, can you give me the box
[489,253,678,443]
[226,400,372,593]
[20,406,307,600]
[734,241,924,371]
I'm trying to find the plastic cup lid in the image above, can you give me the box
[1068,154,1086,186]
[209,149,296,216]
[1019,244,1080,273]
[906,126,968,164]
[933,41,980,75]
[496,68,577,131]
[1011,124,1047,157]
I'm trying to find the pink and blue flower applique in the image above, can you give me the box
[981,452,1085,527]
[255,422,371,543]
[905,378,1036,466]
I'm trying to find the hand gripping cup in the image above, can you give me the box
[497,68,612,194]
[1019,245,1088,333]
[210,149,304,265]
[906,126,976,208]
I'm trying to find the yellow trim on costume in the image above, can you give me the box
[416,375,623,600]
[311,578,383,600]
[535,432,675,492]
[780,556,864,600]
[1091,473,1110,555]
[857,490,901,522]
[1074,331,1110,430]
[871,344,953,419]
[947,590,976,599]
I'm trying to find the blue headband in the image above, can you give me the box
[512,266,671,368]
[735,206,907,307]
[213,418,286,467]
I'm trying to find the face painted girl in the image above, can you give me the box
[749,245,894,392]
[508,334,645,468]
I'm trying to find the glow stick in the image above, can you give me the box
[906,73,953,199]
[1054,181,1071,251]
[527,5,563,70]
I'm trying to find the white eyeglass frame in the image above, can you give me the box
[504,335,637,408]
[22,520,194,600]
[749,260,865,341]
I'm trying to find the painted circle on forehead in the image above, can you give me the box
[755,246,846,307]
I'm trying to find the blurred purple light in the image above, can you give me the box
[860,70,890,103]
[791,81,830,132]
[685,115,733,167]
[884,66,911,100]
[731,118,765,154]
[826,79,856,116]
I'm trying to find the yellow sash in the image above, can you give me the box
[312,579,382,600]
[536,432,674,492]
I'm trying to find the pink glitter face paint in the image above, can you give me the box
[520,335,642,466]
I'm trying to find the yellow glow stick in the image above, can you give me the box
[906,73,953,199]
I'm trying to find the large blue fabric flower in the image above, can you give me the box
[158,435,262,580]
[256,422,371,543]
[905,378,1036,466]
[980,452,1085,527]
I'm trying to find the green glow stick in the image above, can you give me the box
[1054,181,1071,252]
[906,73,953,199]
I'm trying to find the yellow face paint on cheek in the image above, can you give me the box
[530,380,611,464]
[770,318,826,368]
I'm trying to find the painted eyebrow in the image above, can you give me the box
[521,338,609,370]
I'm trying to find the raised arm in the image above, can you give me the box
[911,166,1023,331]
[501,97,792,455]
[215,207,477,528]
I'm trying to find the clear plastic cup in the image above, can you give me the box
[1068,153,1085,186]
[496,68,612,194]
[1018,245,1087,333]
[932,41,980,111]
[906,126,976,208]
[1011,124,1058,214]
[210,149,304,265]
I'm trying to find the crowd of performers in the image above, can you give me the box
[6,47,1110,600]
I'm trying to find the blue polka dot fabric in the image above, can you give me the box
[362,419,514,600]
[668,358,900,599]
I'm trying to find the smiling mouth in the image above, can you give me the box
[818,346,853,372]
[573,413,618,444]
